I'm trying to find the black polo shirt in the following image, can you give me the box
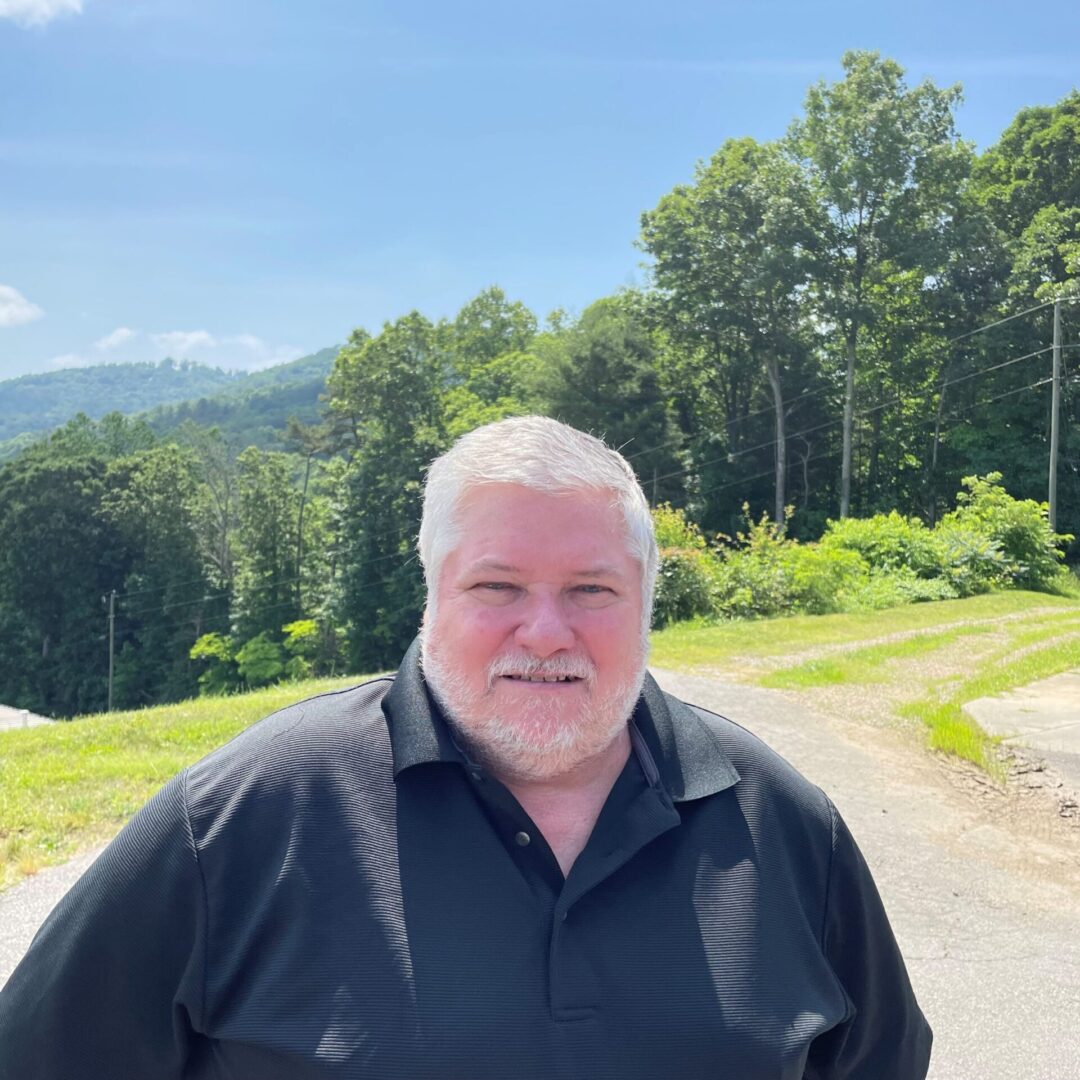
[0,640,931,1079]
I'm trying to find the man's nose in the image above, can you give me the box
[514,593,575,656]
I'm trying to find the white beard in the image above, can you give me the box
[419,630,647,782]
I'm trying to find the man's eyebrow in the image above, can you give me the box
[467,559,520,574]
[573,564,627,579]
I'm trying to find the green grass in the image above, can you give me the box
[0,676,363,891]
[759,623,995,689]
[899,633,1080,773]
[648,590,1078,672]
[651,589,1080,775]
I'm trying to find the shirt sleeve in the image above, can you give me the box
[0,771,207,1079]
[804,798,933,1080]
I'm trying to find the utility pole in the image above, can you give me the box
[1049,298,1061,531]
[106,589,116,712]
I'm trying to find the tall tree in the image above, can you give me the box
[531,294,683,504]
[641,138,817,526]
[328,313,447,670]
[787,50,969,516]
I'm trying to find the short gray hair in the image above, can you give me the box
[419,416,658,619]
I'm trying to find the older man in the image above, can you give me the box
[0,416,931,1079]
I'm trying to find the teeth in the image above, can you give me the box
[507,674,577,682]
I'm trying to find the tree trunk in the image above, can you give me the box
[295,453,313,609]
[764,353,786,531]
[840,332,856,518]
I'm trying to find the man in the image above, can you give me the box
[0,416,931,1078]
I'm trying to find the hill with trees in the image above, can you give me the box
[0,348,340,457]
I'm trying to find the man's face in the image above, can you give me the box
[421,483,648,782]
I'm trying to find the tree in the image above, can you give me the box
[328,313,448,670]
[787,50,969,517]
[532,295,683,504]
[233,448,303,641]
[641,138,817,526]
[100,444,218,706]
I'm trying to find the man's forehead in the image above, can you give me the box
[463,556,632,579]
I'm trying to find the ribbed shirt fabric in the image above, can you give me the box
[0,639,931,1079]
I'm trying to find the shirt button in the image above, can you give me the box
[514,831,531,847]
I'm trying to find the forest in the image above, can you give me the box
[1,52,1077,718]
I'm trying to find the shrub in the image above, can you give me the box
[235,632,285,689]
[653,548,719,628]
[820,511,944,579]
[189,632,239,696]
[940,473,1071,591]
[783,544,870,615]
[845,568,960,611]
[652,503,708,551]
[713,511,798,620]
[932,522,1007,597]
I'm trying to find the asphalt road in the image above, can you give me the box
[2,671,1078,1078]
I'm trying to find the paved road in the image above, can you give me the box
[3,672,1078,1079]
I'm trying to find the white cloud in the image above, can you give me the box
[151,329,216,356]
[0,284,44,327]
[224,333,266,352]
[0,0,82,28]
[94,326,138,351]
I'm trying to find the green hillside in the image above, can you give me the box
[0,347,340,458]
[145,347,339,448]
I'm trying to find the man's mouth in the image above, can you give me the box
[501,674,584,683]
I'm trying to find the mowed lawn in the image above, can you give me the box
[3,589,1079,892]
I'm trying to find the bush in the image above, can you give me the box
[712,511,798,620]
[652,503,709,551]
[235,632,285,688]
[189,632,239,696]
[845,568,959,611]
[820,511,944,579]
[783,544,870,615]
[932,522,1007,597]
[940,473,1071,591]
[653,548,719,628]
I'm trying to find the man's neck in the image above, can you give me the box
[498,727,632,878]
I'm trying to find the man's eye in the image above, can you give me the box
[575,584,609,595]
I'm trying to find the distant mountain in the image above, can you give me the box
[0,348,340,457]
[146,347,340,449]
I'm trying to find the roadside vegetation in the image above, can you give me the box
[0,677,359,892]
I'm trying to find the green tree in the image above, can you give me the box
[233,448,303,640]
[641,138,817,526]
[532,295,683,504]
[787,50,969,517]
[328,313,447,670]
[100,444,219,707]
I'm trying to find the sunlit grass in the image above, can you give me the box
[650,590,1080,775]
[0,676,363,892]
[759,623,995,689]
[900,633,1080,774]
[648,590,1078,671]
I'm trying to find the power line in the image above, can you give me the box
[649,340,1057,488]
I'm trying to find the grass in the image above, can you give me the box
[0,676,362,891]
[652,589,1080,776]
[649,590,1078,672]
[899,633,1080,773]
[759,623,995,689]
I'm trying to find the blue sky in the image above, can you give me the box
[1,0,1078,381]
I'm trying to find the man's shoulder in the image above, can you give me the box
[666,692,834,830]
[184,675,398,815]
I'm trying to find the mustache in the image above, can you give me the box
[487,653,595,683]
